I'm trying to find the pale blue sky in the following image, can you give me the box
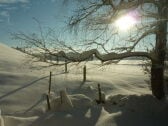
[0,0,161,52]
[0,0,74,46]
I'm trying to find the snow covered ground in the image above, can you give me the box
[0,43,168,126]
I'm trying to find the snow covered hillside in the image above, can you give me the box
[0,43,168,126]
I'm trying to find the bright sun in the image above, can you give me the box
[115,15,137,31]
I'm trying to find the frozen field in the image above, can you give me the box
[0,43,168,126]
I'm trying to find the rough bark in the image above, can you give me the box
[151,0,167,99]
[151,63,165,99]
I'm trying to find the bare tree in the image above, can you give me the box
[13,0,167,99]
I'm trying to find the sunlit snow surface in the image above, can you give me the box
[0,43,168,126]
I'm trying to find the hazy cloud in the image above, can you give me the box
[0,0,30,25]
[5,6,17,10]
[0,19,4,22]
[20,3,30,10]
[0,0,29,4]
[51,0,56,2]
[0,10,10,24]
[0,11,9,17]
[0,4,7,7]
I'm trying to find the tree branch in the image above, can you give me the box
[54,49,152,62]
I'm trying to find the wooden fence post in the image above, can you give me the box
[83,65,86,82]
[46,94,51,110]
[96,83,102,104]
[98,83,102,103]
[65,60,68,73]
[48,71,52,95]
[60,91,63,104]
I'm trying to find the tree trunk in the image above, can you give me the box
[151,64,165,99]
[151,0,167,99]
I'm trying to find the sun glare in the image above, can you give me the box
[115,14,137,31]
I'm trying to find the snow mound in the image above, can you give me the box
[48,93,93,111]
[70,94,94,108]
[3,116,37,126]
[0,43,27,72]
[0,43,52,74]
[0,43,26,63]
[0,109,4,126]
[106,94,168,113]
[1,94,168,126]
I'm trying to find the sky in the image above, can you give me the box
[0,0,73,47]
[0,0,164,52]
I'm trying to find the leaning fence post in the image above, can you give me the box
[48,71,52,95]
[98,83,102,103]
[46,94,51,110]
[65,60,68,73]
[60,91,63,104]
[96,83,102,104]
[83,65,86,82]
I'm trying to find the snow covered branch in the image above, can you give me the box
[54,49,152,62]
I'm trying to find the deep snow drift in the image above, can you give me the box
[0,43,168,126]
